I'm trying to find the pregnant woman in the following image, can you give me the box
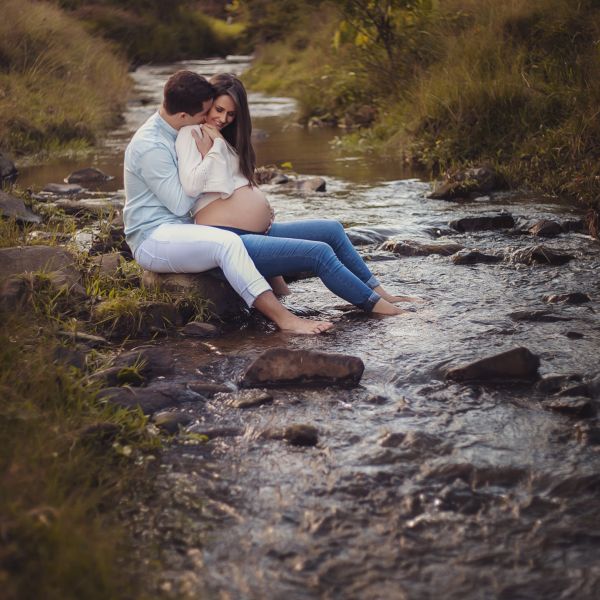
[176,73,411,316]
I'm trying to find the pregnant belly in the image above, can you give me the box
[194,186,272,233]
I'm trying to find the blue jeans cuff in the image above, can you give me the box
[363,291,381,312]
[366,275,380,289]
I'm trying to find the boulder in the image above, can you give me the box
[280,177,327,193]
[380,240,464,257]
[446,347,540,382]
[261,424,320,447]
[509,245,575,266]
[0,190,41,224]
[429,166,505,200]
[528,219,564,237]
[142,271,245,318]
[98,382,204,415]
[254,166,289,185]
[345,226,398,246]
[0,245,80,284]
[42,183,83,195]
[65,167,112,184]
[240,347,364,388]
[543,292,591,304]
[0,151,18,185]
[449,213,515,232]
[451,249,503,265]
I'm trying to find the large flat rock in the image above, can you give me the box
[0,245,80,283]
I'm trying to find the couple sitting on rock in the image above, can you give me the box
[123,70,414,334]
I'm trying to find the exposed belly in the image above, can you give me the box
[194,186,271,233]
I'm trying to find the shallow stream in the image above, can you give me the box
[25,58,600,599]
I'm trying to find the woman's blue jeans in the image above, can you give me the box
[217,220,381,311]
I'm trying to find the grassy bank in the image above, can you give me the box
[0,313,157,600]
[244,0,600,211]
[56,0,246,65]
[0,0,131,157]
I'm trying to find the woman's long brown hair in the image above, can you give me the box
[209,73,256,186]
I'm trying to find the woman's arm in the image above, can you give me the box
[175,125,234,198]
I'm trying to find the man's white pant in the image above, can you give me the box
[134,223,271,307]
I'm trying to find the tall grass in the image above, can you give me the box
[245,0,600,210]
[0,0,130,156]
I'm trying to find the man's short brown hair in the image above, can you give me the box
[163,70,215,116]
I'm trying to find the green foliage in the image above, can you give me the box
[59,0,244,63]
[246,0,600,208]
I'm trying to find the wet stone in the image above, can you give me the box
[379,432,406,448]
[543,292,591,304]
[0,190,42,224]
[153,411,194,434]
[446,346,540,382]
[183,321,220,338]
[565,331,585,339]
[186,425,243,440]
[65,167,112,184]
[528,219,564,237]
[536,373,583,394]
[435,479,485,515]
[222,389,273,409]
[508,309,571,322]
[428,166,504,200]
[98,382,204,415]
[380,240,464,257]
[42,183,83,195]
[284,424,319,447]
[543,397,594,418]
[187,382,231,398]
[574,422,600,446]
[451,249,503,265]
[240,347,364,388]
[449,213,515,232]
[557,383,592,398]
[510,245,575,266]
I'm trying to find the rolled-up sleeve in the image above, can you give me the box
[137,145,197,216]
[176,126,233,198]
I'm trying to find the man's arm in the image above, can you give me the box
[138,145,198,216]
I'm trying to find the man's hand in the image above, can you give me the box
[192,127,213,157]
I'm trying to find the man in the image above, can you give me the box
[123,70,332,334]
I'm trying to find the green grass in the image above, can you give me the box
[244,0,600,214]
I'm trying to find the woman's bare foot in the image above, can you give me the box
[373,285,423,304]
[371,298,408,315]
[278,314,334,334]
[269,276,291,296]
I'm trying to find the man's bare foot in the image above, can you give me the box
[373,285,423,304]
[371,298,407,315]
[269,276,291,296]
[278,314,334,334]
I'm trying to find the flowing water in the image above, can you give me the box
[24,59,600,599]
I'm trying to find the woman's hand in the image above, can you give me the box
[202,124,225,141]
[191,127,213,157]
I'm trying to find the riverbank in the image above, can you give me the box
[0,0,244,161]
[243,0,600,221]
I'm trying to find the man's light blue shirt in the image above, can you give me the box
[123,111,197,256]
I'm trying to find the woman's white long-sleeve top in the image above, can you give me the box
[175,125,250,214]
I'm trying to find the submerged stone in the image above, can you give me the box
[183,321,220,338]
[543,397,595,418]
[153,411,194,434]
[543,292,591,304]
[223,389,273,409]
[43,183,83,195]
[508,309,571,322]
[380,240,464,256]
[240,347,364,388]
[284,424,319,447]
[446,346,540,382]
